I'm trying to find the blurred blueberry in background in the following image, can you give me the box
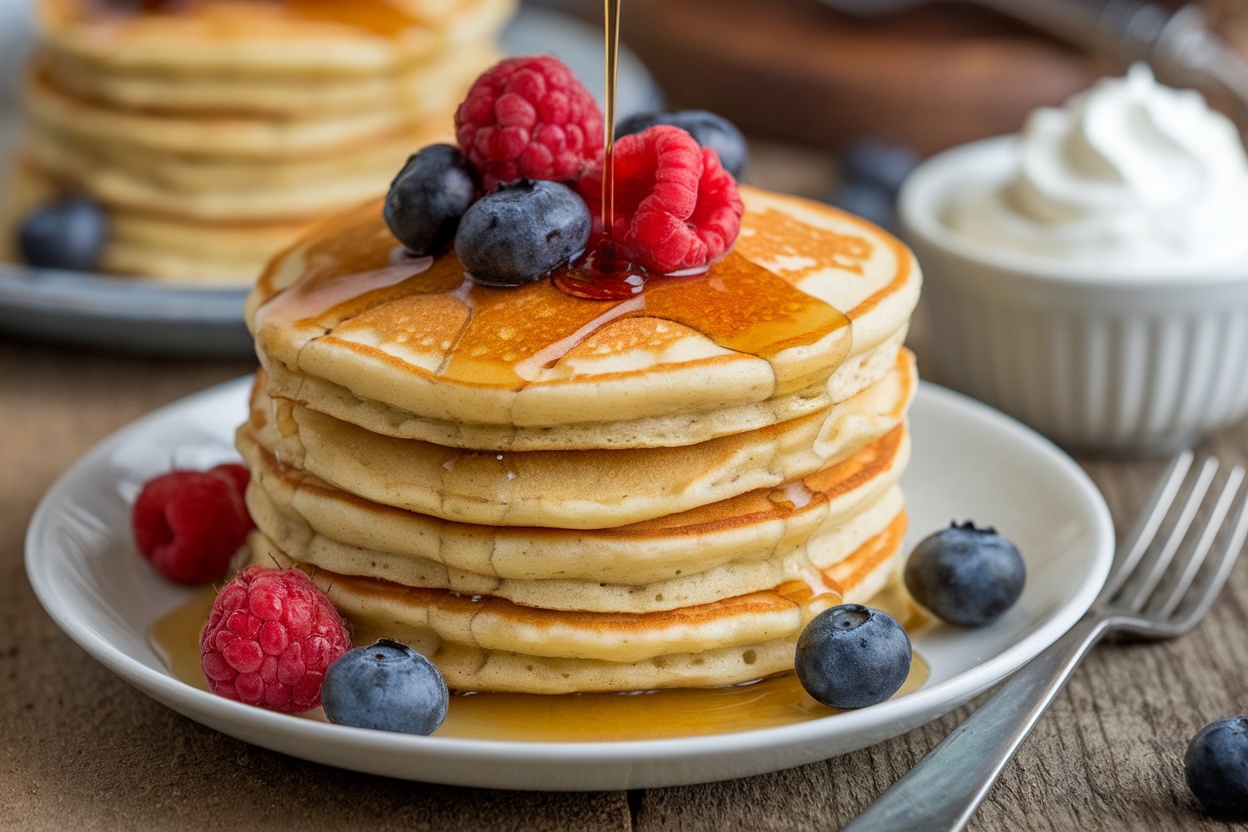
[825,138,920,232]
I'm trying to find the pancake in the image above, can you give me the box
[248,185,921,430]
[249,349,915,529]
[26,99,455,193]
[25,62,478,160]
[240,398,909,606]
[21,119,454,222]
[248,512,908,693]
[37,0,512,76]
[35,0,514,114]
[260,327,909,450]
[246,480,907,614]
[4,0,515,283]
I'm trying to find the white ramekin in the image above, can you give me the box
[898,136,1248,454]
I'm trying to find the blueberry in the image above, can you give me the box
[17,196,108,272]
[794,604,911,709]
[1186,716,1248,818]
[616,110,748,179]
[321,639,448,735]
[904,522,1025,627]
[826,180,897,232]
[454,179,591,287]
[839,138,920,195]
[384,144,478,256]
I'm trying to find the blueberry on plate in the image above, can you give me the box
[794,603,911,709]
[321,639,449,735]
[616,110,748,179]
[904,521,1025,627]
[384,143,478,256]
[18,195,108,272]
[1186,716,1248,819]
[455,179,591,287]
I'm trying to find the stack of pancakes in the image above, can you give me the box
[238,184,922,694]
[0,0,513,282]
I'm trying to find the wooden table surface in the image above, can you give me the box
[4,154,1248,830]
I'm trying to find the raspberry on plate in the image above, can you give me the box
[455,55,603,192]
[131,463,255,584]
[200,565,352,714]
[581,125,743,275]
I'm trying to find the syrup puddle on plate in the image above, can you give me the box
[151,587,929,743]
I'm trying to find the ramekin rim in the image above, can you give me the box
[897,135,1248,290]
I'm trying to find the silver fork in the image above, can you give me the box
[841,451,1248,832]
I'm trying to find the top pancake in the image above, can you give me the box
[248,185,921,433]
[36,0,507,76]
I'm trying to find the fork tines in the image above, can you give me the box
[1098,451,1248,637]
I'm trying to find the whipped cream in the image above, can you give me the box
[949,64,1248,270]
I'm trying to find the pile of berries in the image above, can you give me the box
[384,54,748,287]
[131,464,450,727]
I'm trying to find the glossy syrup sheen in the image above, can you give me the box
[254,201,853,389]
[87,0,424,36]
[150,587,929,742]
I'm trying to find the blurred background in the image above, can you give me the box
[6,0,1246,257]
[545,0,1247,191]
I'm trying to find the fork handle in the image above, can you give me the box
[840,615,1111,832]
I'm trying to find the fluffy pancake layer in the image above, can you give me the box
[249,509,909,693]
[249,186,920,431]
[37,0,510,76]
[248,349,914,528]
[241,404,910,610]
[3,0,513,283]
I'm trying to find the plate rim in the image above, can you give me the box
[24,377,1115,790]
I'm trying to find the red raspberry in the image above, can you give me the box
[455,55,603,192]
[579,125,743,275]
[131,464,255,584]
[199,565,352,714]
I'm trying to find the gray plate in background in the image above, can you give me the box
[0,3,662,358]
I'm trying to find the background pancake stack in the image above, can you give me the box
[0,0,514,283]
[237,184,923,694]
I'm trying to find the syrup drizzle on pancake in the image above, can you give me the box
[253,199,853,390]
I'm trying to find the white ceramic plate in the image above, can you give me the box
[0,4,663,357]
[25,379,1115,791]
